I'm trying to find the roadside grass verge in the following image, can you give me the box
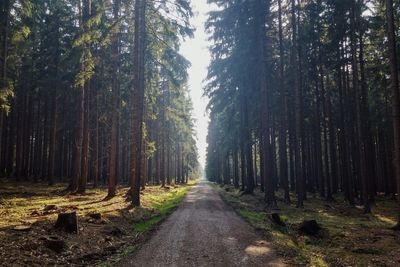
[132,188,189,234]
[212,183,400,267]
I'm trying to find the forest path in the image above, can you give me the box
[118,181,285,267]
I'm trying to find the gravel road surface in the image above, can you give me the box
[119,182,285,267]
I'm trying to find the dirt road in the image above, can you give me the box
[119,182,285,267]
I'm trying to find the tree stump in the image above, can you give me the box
[270,213,286,227]
[298,220,321,236]
[55,212,78,234]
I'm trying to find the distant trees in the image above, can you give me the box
[205,0,400,222]
[0,0,198,206]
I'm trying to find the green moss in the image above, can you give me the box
[237,208,265,224]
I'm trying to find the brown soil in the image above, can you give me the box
[0,182,189,266]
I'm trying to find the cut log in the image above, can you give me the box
[44,204,58,211]
[12,225,32,232]
[44,236,66,253]
[298,220,321,236]
[352,247,382,255]
[55,212,78,234]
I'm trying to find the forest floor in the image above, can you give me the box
[0,180,195,266]
[213,184,400,267]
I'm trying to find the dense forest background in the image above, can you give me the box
[205,0,400,227]
[0,0,199,205]
[1,0,400,265]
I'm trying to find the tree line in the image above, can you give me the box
[205,0,400,228]
[0,0,199,206]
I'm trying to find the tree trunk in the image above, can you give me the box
[77,0,92,194]
[386,0,400,227]
[0,0,10,160]
[47,16,60,186]
[291,0,303,208]
[68,0,86,192]
[278,0,290,204]
[108,0,121,198]
[243,97,254,193]
[130,0,146,206]
[350,1,370,213]
[233,147,239,188]
[257,0,275,205]
[93,85,99,188]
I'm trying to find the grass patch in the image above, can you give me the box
[133,215,163,234]
[212,183,400,267]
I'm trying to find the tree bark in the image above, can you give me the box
[350,1,370,213]
[291,0,303,208]
[69,0,85,192]
[47,13,61,185]
[386,0,400,226]
[0,0,10,161]
[257,0,275,206]
[277,0,290,204]
[108,0,121,198]
[77,0,92,194]
[130,0,146,206]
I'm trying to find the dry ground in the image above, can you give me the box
[0,180,193,266]
[214,184,400,267]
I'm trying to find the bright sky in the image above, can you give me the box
[180,1,211,169]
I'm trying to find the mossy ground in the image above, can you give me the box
[0,180,196,266]
[213,184,400,267]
